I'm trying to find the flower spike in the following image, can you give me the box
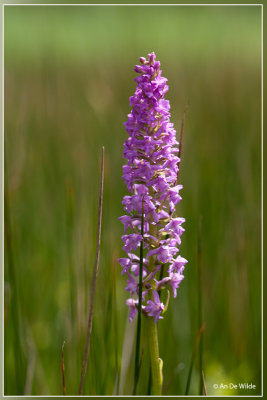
[119,52,187,323]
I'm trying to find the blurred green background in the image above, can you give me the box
[4,5,261,396]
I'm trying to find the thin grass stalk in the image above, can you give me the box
[184,350,194,396]
[66,183,76,331]
[61,341,66,395]
[133,199,144,395]
[112,257,121,395]
[175,102,189,185]
[202,370,207,396]
[198,216,204,395]
[78,147,104,395]
[184,323,206,396]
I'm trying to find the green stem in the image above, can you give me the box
[147,293,162,396]
[147,364,152,395]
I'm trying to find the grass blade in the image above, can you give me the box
[61,341,66,395]
[184,323,206,396]
[78,147,104,395]
[66,182,76,331]
[198,216,204,395]
[118,317,136,395]
[132,198,144,395]
[112,254,121,395]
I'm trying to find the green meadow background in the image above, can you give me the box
[4,5,261,396]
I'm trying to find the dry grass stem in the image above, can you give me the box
[176,102,189,185]
[202,370,207,396]
[78,147,105,395]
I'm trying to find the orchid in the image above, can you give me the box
[119,52,187,323]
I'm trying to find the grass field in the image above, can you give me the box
[4,5,262,395]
